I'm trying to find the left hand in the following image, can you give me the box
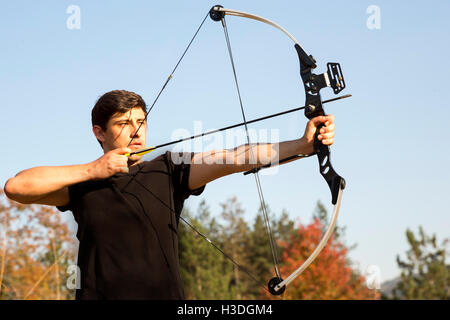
[301,114,336,152]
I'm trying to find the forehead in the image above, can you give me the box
[111,107,146,120]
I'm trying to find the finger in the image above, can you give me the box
[118,166,129,174]
[319,123,335,134]
[321,138,334,145]
[324,114,335,126]
[319,131,335,140]
[110,155,129,168]
[310,116,328,127]
[114,147,132,155]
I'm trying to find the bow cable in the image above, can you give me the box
[219,16,282,280]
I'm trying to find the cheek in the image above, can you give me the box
[136,124,147,138]
[108,126,129,142]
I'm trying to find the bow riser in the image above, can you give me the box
[294,44,346,204]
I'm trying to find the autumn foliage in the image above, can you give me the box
[1,188,378,300]
[275,219,378,299]
[180,198,379,300]
[0,189,77,300]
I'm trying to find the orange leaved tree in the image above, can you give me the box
[271,218,378,299]
[0,189,77,300]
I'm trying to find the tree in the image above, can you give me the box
[0,189,77,300]
[246,207,275,298]
[179,201,234,299]
[268,201,378,300]
[219,196,252,298]
[180,198,295,299]
[247,206,296,298]
[393,226,449,299]
[180,198,377,300]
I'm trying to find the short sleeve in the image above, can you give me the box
[56,181,91,232]
[56,183,80,213]
[166,151,205,200]
[54,181,99,241]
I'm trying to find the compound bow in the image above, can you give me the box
[127,5,348,296]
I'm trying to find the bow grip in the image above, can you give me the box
[314,125,346,205]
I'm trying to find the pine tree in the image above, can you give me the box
[246,213,274,298]
[393,226,449,299]
[246,206,296,298]
[219,196,252,298]
[178,202,233,299]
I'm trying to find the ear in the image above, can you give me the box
[92,125,106,143]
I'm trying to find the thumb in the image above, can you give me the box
[114,147,132,155]
[309,116,328,128]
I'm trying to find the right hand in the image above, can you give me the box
[89,147,131,179]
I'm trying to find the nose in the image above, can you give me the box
[130,120,143,139]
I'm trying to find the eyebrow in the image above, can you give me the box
[113,117,146,123]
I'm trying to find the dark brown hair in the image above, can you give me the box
[91,90,147,146]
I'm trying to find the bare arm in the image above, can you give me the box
[188,137,310,190]
[4,164,93,206]
[4,147,131,206]
[188,115,336,190]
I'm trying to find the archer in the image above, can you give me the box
[4,89,335,299]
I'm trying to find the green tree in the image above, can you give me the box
[219,197,251,298]
[178,201,233,299]
[246,206,296,298]
[393,226,449,299]
[246,212,274,298]
[273,209,295,260]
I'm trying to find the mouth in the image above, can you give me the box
[130,143,143,149]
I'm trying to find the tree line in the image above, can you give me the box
[0,189,448,299]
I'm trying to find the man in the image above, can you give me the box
[4,90,336,299]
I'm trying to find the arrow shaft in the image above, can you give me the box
[128,94,351,157]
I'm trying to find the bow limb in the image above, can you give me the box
[274,187,343,291]
[211,6,300,44]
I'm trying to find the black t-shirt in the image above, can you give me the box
[57,151,205,300]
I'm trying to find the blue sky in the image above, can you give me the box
[1,0,449,284]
